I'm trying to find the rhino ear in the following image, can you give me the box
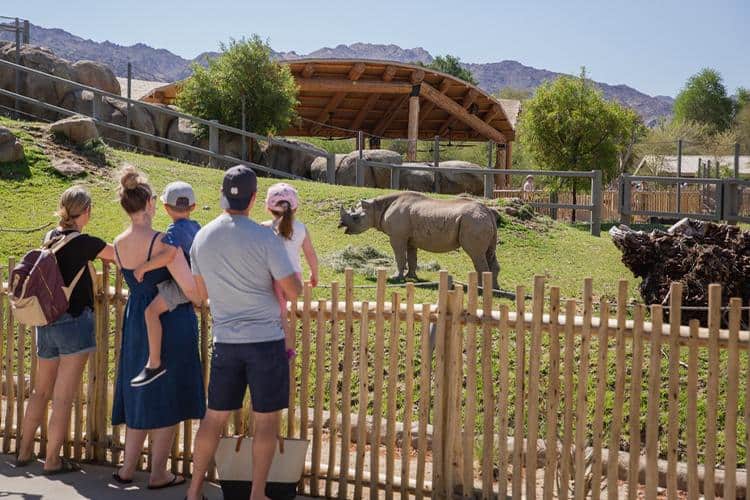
[360,199,374,211]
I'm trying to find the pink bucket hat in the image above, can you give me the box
[265,182,299,211]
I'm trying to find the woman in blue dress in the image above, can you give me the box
[110,166,206,488]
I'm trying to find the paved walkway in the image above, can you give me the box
[0,454,314,499]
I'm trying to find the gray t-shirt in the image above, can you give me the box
[190,213,296,344]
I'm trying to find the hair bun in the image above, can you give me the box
[119,164,146,191]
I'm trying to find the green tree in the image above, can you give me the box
[176,36,298,136]
[518,69,640,219]
[736,87,750,111]
[734,105,750,151]
[673,68,734,131]
[496,87,532,101]
[418,55,477,85]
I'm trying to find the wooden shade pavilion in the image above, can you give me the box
[140,58,519,176]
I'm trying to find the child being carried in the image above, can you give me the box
[130,181,201,387]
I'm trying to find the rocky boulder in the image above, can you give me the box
[51,158,86,177]
[434,160,485,195]
[165,117,208,164]
[50,115,99,145]
[399,163,435,192]
[261,138,328,178]
[336,149,402,187]
[71,60,121,95]
[0,42,76,121]
[0,127,24,163]
[310,154,346,182]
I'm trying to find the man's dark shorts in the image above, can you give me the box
[208,340,289,413]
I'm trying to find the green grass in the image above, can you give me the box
[1,117,638,305]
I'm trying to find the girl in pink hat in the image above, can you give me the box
[263,183,319,359]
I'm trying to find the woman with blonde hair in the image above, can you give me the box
[110,166,205,489]
[15,186,115,473]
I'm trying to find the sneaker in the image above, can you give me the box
[130,365,167,387]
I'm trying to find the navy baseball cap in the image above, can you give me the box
[220,165,257,211]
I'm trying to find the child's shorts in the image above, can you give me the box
[273,272,303,313]
[156,279,190,311]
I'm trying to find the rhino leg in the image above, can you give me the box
[406,245,419,280]
[487,246,500,289]
[389,237,407,281]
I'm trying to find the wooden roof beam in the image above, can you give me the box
[438,88,480,137]
[410,69,425,84]
[302,63,315,78]
[373,95,409,136]
[419,78,451,127]
[310,92,347,134]
[382,65,397,82]
[351,93,380,131]
[482,104,503,124]
[420,82,507,143]
[348,62,366,81]
[296,78,411,94]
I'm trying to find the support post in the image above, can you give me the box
[126,62,132,146]
[22,20,29,45]
[391,165,400,190]
[433,135,440,168]
[619,173,632,225]
[484,142,494,199]
[356,130,364,187]
[209,120,219,168]
[326,153,336,184]
[407,90,420,161]
[92,93,102,121]
[14,18,20,119]
[591,170,602,236]
[241,97,247,161]
[734,142,740,178]
[676,139,683,214]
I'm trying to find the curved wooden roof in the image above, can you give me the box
[140,58,518,142]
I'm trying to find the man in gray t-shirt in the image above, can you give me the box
[186,165,302,500]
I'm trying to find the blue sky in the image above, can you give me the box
[6,0,748,97]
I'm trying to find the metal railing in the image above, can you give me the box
[0,57,333,179]
[620,174,750,224]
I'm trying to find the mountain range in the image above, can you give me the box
[0,23,674,125]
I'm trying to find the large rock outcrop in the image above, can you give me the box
[609,218,750,326]
[310,153,346,182]
[261,138,327,178]
[0,127,24,163]
[71,60,121,95]
[434,160,485,195]
[335,149,402,188]
[50,115,99,144]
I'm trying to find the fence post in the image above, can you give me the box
[240,97,247,161]
[619,174,632,225]
[390,165,400,190]
[92,92,102,121]
[484,142,494,199]
[126,62,132,146]
[356,130,364,187]
[22,20,29,44]
[209,120,219,168]
[326,153,336,184]
[591,170,602,236]
[14,18,20,119]
[433,135,440,168]
[676,139,683,213]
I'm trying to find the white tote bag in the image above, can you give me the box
[215,435,309,500]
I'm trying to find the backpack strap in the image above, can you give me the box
[49,231,80,254]
[63,264,88,300]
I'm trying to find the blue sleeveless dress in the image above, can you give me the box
[111,233,206,429]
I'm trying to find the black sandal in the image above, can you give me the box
[43,458,80,475]
[13,453,37,467]
[148,472,185,490]
[112,470,133,484]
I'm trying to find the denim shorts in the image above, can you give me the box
[208,340,289,413]
[36,308,96,360]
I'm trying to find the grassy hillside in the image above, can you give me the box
[0,117,637,305]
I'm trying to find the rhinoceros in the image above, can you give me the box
[339,191,500,287]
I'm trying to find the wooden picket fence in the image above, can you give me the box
[1,261,750,499]
[495,189,706,222]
